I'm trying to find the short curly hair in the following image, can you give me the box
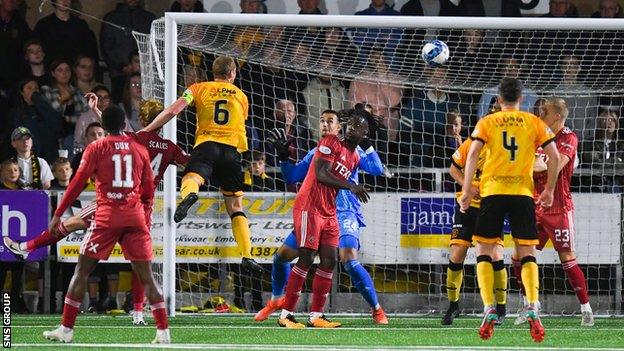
[139,99,165,128]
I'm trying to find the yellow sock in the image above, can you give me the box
[476,256,495,307]
[180,174,201,199]
[446,262,463,303]
[493,260,508,305]
[231,213,252,259]
[521,257,540,304]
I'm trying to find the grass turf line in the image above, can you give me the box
[10,315,624,349]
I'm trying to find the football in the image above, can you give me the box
[421,40,450,67]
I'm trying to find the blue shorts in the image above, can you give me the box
[338,211,361,250]
[282,212,362,250]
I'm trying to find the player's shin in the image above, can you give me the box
[446,261,464,304]
[344,259,379,309]
[310,266,333,317]
[271,253,291,299]
[280,262,309,318]
[131,271,145,313]
[512,257,526,297]
[231,212,253,259]
[180,173,201,199]
[562,259,591,308]
[520,255,540,306]
[476,255,495,308]
[493,260,508,306]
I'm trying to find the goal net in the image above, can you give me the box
[135,14,624,316]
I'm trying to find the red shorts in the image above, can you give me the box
[293,208,339,250]
[80,212,153,261]
[536,210,575,252]
[79,202,97,224]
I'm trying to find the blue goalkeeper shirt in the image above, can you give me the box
[280,145,384,227]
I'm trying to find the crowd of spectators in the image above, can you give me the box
[2,0,624,313]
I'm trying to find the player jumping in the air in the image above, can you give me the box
[141,55,263,274]
[460,78,561,342]
[443,138,507,325]
[5,98,188,326]
[513,98,594,327]
[255,108,388,325]
[277,109,370,329]
[42,105,170,344]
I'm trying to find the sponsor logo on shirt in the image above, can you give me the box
[319,146,331,155]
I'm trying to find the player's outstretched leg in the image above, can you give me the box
[307,245,341,328]
[254,242,296,322]
[4,215,85,260]
[131,271,147,325]
[342,256,387,325]
[131,261,170,343]
[224,196,264,274]
[43,254,99,343]
[174,172,202,223]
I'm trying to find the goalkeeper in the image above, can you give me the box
[254,108,390,325]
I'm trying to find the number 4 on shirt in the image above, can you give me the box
[502,131,518,161]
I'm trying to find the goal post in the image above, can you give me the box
[135,13,624,316]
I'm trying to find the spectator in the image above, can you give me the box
[49,157,72,189]
[550,55,598,142]
[582,110,624,192]
[268,99,310,164]
[298,0,322,14]
[21,39,49,86]
[240,0,264,13]
[8,78,63,164]
[243,150,276,191]
[10,126,54,190]
[70,121,104,181]
[170,0,206,12]
[401,67,460,167]
[477,57,538,119]
[74,87,117,150]
[592,0,623,18]
[432,110,464,168]
[302,56,347,140]
[533,98,547,118]
[101,0,155,103]
[582,110,624,165]
[33,0,99,65]
[501,0,540,16]
[400,0,424,15]
[0,0,32,108]
[73,55,101,96]
[322,27,358,73]
[352,1,401,69]
[541,0,578,17]
[348,49,403,141]
[120,73,142,131]
[438,0,485,16]
[40,58,88,157]
[0,158,21,190]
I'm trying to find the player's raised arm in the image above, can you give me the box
[141,97,189,133]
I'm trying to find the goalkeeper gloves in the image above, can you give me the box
[267,128,292,161]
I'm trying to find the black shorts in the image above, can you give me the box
[450,205,478,247]
[475,195,537,245]
[184,141,244,196]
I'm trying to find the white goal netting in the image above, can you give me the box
[134,15,624,315]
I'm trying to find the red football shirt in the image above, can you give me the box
[294,134,360,217]
[55,134,154,225]
[131,131,190,186]
[534,127,577,214]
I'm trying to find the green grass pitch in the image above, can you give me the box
[9,314,624,350]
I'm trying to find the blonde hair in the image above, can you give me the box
[139,99,164,128]
[212,56,236,79]
[446,110,462,125]
[545,97,569,119]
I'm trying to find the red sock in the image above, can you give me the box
[310,267,333,313]
[131,271,145,312]
[26,225,65,251]
[282,264,309,312]
[562,259,589,305]
[512,258,526,296]
[150,300,169,330]
[61,294,82,329]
